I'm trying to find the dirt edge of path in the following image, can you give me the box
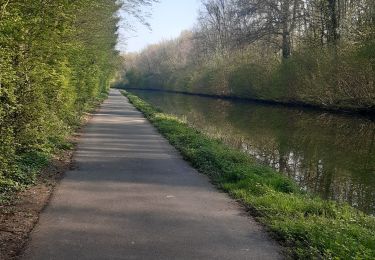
[0,149,75,259]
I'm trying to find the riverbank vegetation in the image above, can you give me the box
[128,90,375,214]
[123,90,375,259]
[123,0,375,113]
[0,1,127,197]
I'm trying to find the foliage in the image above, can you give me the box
[0,0,120,193]
[123,91,375,259]
[123,0,375,113]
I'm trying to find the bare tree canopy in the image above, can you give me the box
[122,0,374,112]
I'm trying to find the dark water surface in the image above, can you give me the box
[129,90,375,214]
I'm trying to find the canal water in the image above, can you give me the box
[129,90,375,214]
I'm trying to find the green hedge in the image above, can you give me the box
[0,1,119,193]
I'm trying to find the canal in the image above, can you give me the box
[129,90,375,214]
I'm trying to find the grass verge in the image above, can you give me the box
[122,90,375,259]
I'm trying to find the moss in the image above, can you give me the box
[123,90,375,259]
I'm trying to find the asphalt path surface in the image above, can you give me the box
[22,89,281,260]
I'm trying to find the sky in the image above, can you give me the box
[117,0,201,53]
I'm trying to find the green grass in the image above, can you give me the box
[122,90,375,259]
[0,150,51,204]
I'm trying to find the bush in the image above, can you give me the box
[0,0,119,193]
[123,37,374,112]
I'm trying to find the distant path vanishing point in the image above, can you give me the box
[22,89,282,260]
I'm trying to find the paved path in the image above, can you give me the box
[22,90,281,260]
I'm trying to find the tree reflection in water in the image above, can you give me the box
[131,90,375,214]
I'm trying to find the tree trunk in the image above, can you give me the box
[327,0,339,45]
[281,0,291,59]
